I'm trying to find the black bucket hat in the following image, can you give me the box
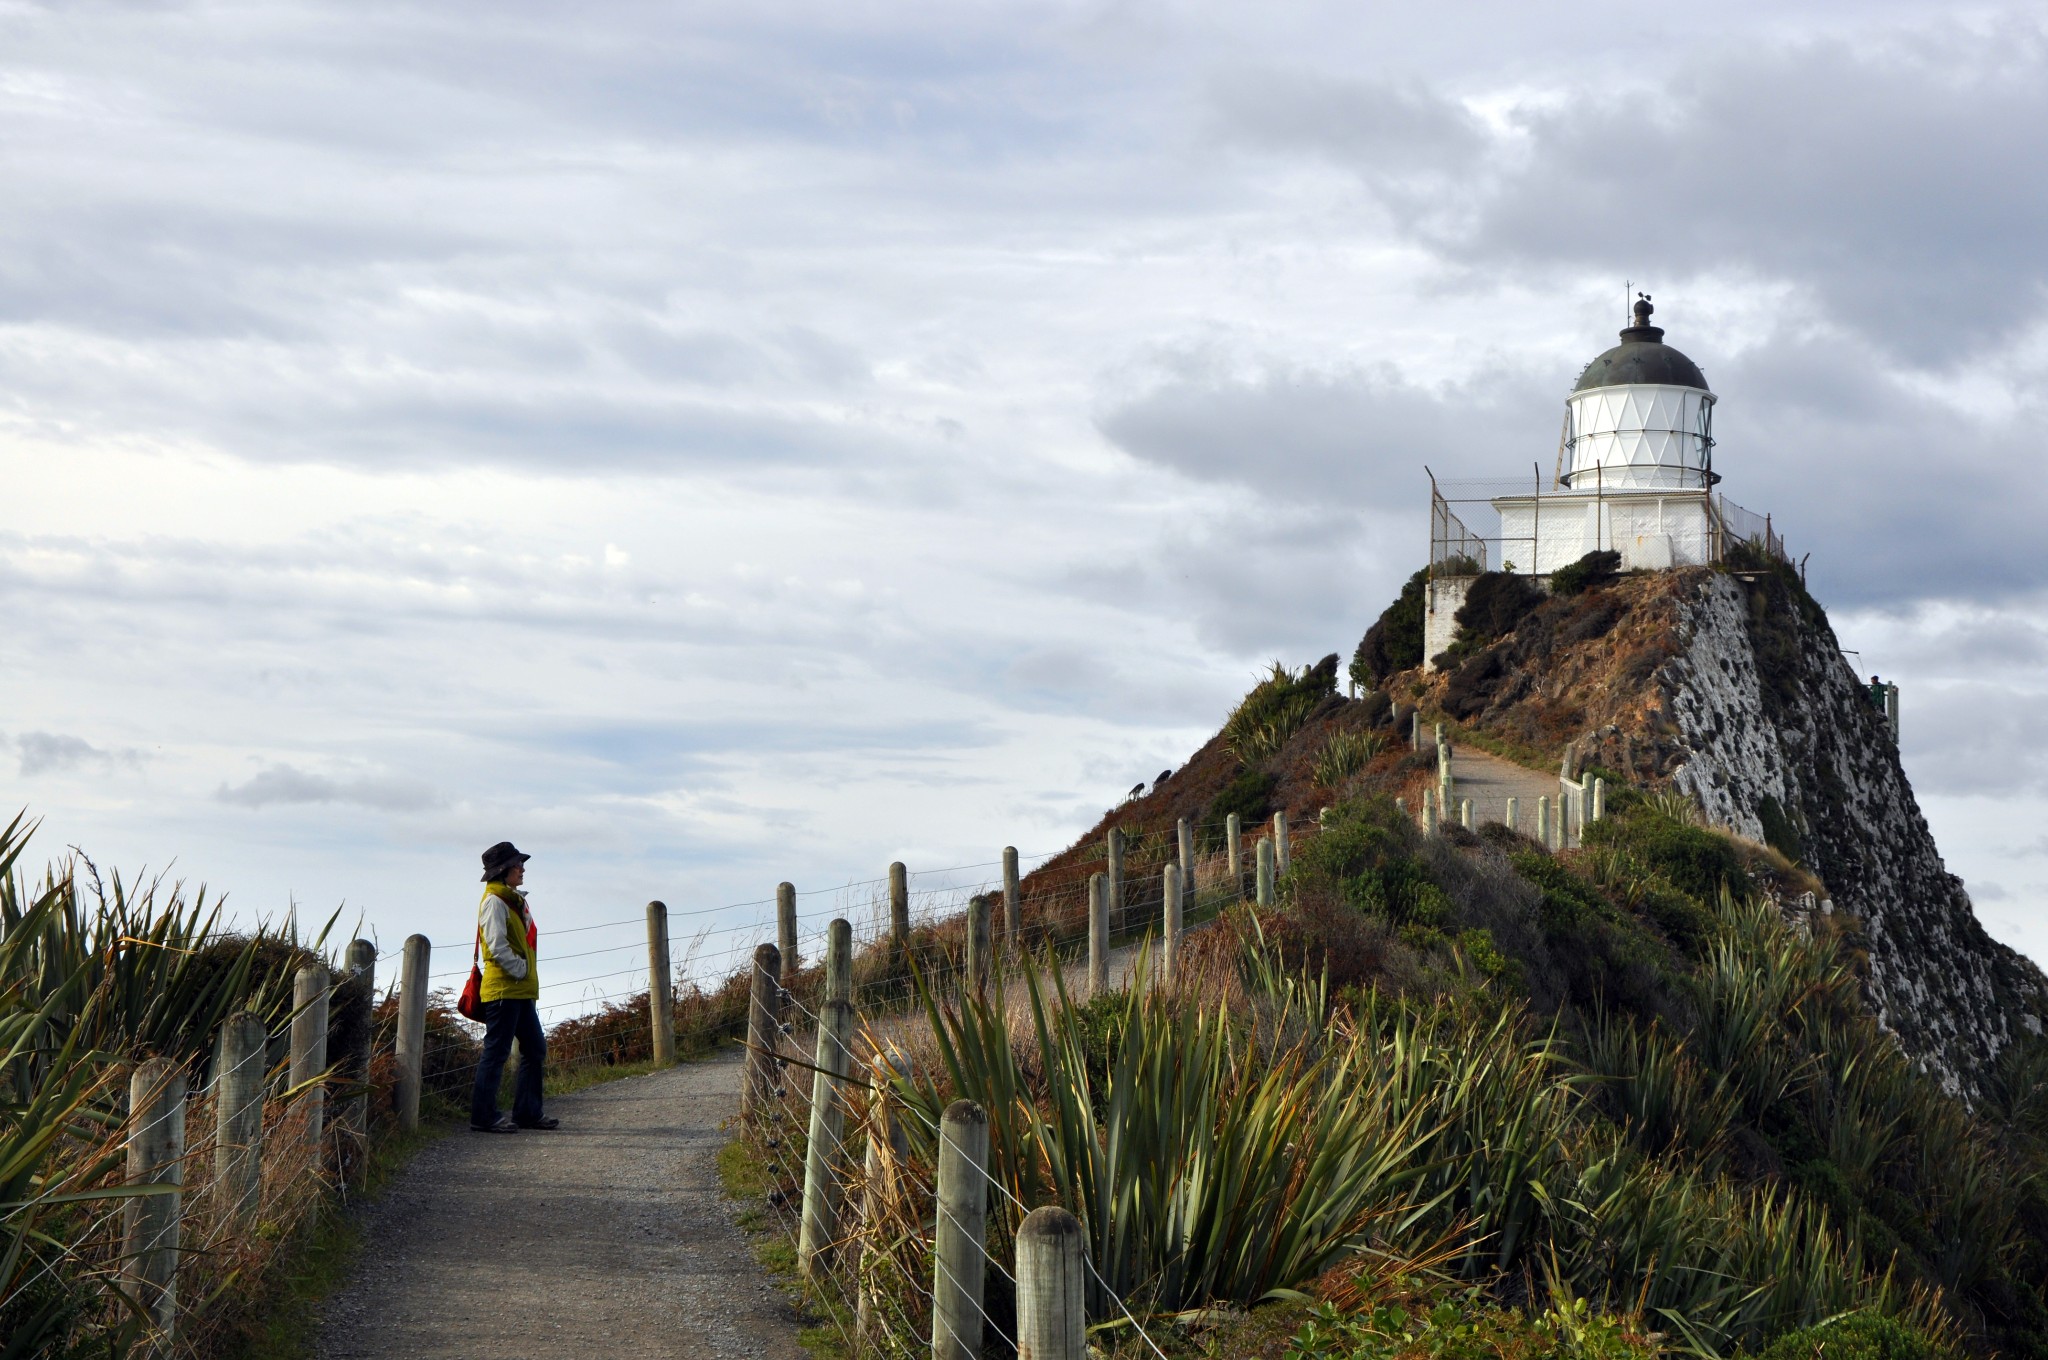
[480,840,531,882]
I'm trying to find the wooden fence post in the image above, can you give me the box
[1087,872,1109,996]
[966,894,990,996]
[826,917,853,1006]
[1106,828,1124,933]
[335,941,375,1183]
[932,1099,991,1360]
[1225,813,1242,893]
[213,1013,266,1228]
[778,882,799,974]
[1001,847,1021,944]
[289,965,329,1161]
[856,1046,913,1345]
[1176,817,1194,913]
[1505,797,1519,833]
[395,935,430,1134]
[644,902,675,1066]
[743,943,781,1122]
[1272,810,1290,877]
[1256,837,1275,906]
[1460,798,1474,830]
[124,1057,185,1345]
[1592,777,1607,823]
[889,861,910,973]
[1016,1206,1086,1360]
[799,996,857,1283]
[1161,864,1182,987]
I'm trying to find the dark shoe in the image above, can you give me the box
[516,1116,560,1130]
[471,1116,519,1134]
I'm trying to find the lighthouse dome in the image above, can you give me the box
[1572,326,1709,393]
[1561,294,1716,491]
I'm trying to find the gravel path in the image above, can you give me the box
[1450,746,1561,834]
[315,1051,805,1360]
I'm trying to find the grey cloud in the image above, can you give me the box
[1215,24,2048,366]
[216,765,442,812]
[1097,354,1553,513]
[1207,69,1484,176]
[14,731,143,777]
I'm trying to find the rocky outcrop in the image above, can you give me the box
[1421,565,2047,1100]
[1658,570,2046,1099]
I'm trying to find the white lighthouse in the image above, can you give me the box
[1422,295,1783,668]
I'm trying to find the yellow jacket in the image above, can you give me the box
[478,883,540,1002]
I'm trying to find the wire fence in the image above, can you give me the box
[1427,470,1789,578]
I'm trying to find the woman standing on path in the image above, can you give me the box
[470,840,559,1133]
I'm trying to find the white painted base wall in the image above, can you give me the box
[1494,492,1712,575]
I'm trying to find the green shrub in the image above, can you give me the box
[1353,568,1429,689]
[1754,1313,1941,1360]
[1550,550,1621,597]
[1208,769,1279,848]
[1451,571,1546,654]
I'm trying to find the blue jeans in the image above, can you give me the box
[470,998,546,1128]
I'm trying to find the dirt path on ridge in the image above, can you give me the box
[314,1050,805,1360]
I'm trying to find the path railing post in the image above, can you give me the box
[1537,796,1551,848]
[213,1013,266,1229]
[1225,813,1242,894]
[647,902,675,1067]
[1256,837,1275,906]
[395,934,430,1134]
[289,965,329,1163]
[889,861,910,975]
[1272,810,1290,876]
[1161,864,1182,987]
[1460,797,1474,830]
[1001,847,1021,944]
[799,996,857,1283]
[1592,777,1607,823]
[1421,789,1438,835]
[1016,1206,1087,1360]
[1087,873,1109,996]
[743,943,782,1123]
[826,917,853,1006]
[124,1057,185,1346]
[932,1099,991,1360]
[778,882,799,974]
[1505,797,1519,834]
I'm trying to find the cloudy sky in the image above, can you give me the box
[5,1,2047,1010]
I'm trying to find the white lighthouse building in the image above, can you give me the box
[1422,295,1783,667]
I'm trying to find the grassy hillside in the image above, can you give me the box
[735,607,2048,1360]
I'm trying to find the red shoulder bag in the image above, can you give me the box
[458,928,484,1021]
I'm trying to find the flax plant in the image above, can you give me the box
[909,949,1441,1311]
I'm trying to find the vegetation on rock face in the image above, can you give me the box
[1353,568,1429,690]
[1549,549,1622,598]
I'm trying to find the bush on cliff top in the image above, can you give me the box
[1353,567,1429,689]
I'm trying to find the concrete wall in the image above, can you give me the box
[1423,575,1471,672]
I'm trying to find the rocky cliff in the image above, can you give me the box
[1423,564,2048,1100]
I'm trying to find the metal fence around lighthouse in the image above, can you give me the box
[1427,468,1787,581]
